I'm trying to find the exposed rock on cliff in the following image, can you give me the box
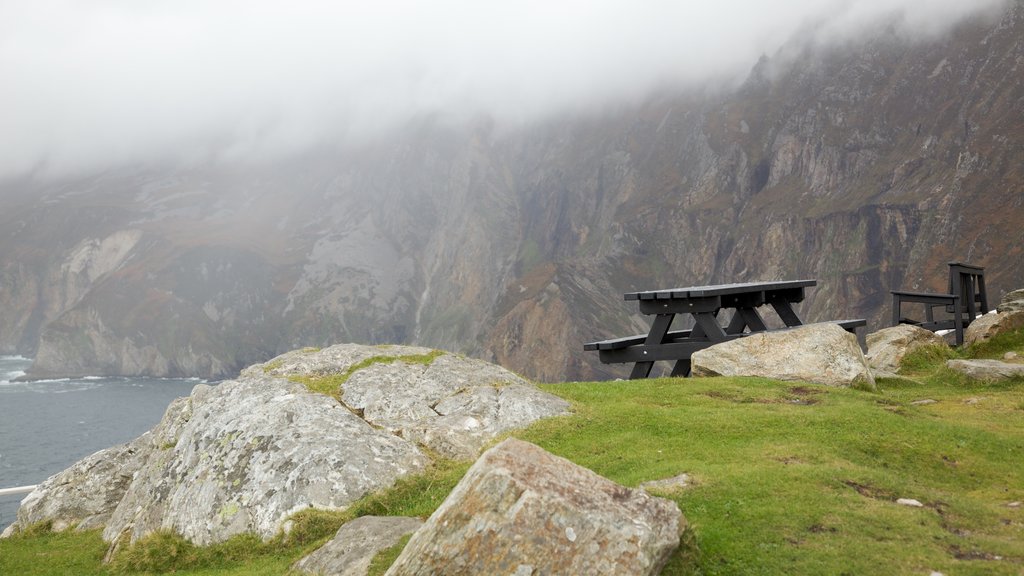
[5,345,569,549]
[1,4,1022,382]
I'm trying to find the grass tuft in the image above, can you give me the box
[367,533,412,576]
[289,350,444,400]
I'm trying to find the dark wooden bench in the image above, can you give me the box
[584,330,692,351]
[891,262,987,346]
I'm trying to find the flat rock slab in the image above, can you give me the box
[385,438,685,576]
[946,359,1024,382]
[691,323,876,390]
[293,516,422,576]
[866,324,948,373]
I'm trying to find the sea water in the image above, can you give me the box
[0,356,208,531]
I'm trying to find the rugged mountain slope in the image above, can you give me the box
[1,3,1021,381]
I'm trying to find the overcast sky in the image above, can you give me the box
[0,0,1007,180]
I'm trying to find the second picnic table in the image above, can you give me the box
[585,279,864,379]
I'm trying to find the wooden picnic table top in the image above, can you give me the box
[624,279,816,301]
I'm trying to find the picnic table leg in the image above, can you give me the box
[670,359,691,377]
[725,311,747,334]
[692,312,728,341]
[737,308,768,332]
[629,313,674,380]
[770,297,802,325]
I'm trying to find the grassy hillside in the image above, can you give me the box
[3,331,1023,575]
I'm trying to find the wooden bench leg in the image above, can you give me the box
[953,308,964,346]
[630,362,655,379]
[892,293,901,326]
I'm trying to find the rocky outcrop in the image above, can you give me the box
[255,344,570,460]
[6,440,147,535]
[6,345,569,549]
[293,516,422,576]
[964,310,1024,347]
[865,325,949,374]
[946,359,1024,382]
[691,323,877,390]
[997,289,1024,313]
[385,438,685,576]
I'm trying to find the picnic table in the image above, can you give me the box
[585,280,865,379]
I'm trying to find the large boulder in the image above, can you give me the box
[260,345,570,460]
[964,310,1024,347]
[997,289,1024,313]
[691,323,876,390]
[385,438,685,576]
[946,359,1024,382]
[293,516,422,576]
[7,344,570,549]
[865,324,948,373]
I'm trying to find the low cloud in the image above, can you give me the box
[0,0,1007,180]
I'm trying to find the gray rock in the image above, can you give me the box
[997,289,1024,313]
[639,473,692,493]
[691,323,876,390]
[964,310,1024,346]
[103,374,429,547]
[297,345,570,460]
[11,443,142,534]
[865,324,948,373]
[15,344,569,549]
[8,394,195,535]
[946,359,1024,382]
[385,438,685,576]
[293,516,422,576]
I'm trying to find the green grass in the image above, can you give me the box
[287,349,444,399]
[3,335,1024,575]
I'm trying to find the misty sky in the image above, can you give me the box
[0,0,1007,180]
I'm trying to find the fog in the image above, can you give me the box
[0,0,1008,180]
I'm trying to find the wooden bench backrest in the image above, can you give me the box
[947,262,988,315]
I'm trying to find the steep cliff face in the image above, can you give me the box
[1,3,1021,381]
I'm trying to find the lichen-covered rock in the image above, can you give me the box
[946,359,1024,382]
[293,516,422,576]
[963,310,1024,347]
[691,323,876,390]
[997,289,1024,313]
[260,344,570,460]
[385,438,685,576]
[14,344,569,549]
[9,443,141,535]
[6,394,195,536]
[865,324,948,373]
[102,374,429,548]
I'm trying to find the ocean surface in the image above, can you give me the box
[0,356,209,531]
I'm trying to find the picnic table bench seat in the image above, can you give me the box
[583,319,865,353]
